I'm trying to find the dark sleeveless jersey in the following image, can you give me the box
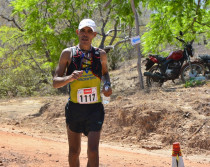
[66,46,102,79]
[66,46,102,104]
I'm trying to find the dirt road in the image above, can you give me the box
[0,130,209,167]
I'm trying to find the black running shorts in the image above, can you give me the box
[65,101,104,136]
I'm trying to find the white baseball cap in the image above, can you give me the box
[78,19,97,32]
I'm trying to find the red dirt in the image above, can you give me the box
[0,130,209,167]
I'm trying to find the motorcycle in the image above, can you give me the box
[144,33,205,87]
[193,54,210,79]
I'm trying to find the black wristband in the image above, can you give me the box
[104,81,111,87]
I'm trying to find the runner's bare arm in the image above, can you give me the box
[53,48,83,88]
[100,50,112,97]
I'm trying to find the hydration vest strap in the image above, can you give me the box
[70,46,76,57]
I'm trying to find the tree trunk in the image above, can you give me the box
[130,0,144,89]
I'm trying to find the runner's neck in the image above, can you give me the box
[78,44,92,53]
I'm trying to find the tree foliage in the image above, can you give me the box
[0,0,96,96]
[141,0,210,55]
[9,0,96,69]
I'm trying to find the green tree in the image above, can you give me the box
[96,0,145,89]
[10,0,95,69]
[141,0,210,55]
[0,0,95,96]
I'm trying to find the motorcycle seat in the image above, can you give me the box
[151,55,167,62]
[199,55,210,60]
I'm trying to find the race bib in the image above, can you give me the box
[77,87,98,104]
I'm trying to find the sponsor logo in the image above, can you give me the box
[83,88,92,94]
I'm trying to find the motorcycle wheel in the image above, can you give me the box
[146,65,164,87]
[180,62,205,83]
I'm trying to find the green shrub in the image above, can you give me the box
[184,78,206,88]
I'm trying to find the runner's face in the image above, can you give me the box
[77,27,97,46]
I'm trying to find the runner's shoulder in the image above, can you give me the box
[60,47,73,60]
[62,47,72,55]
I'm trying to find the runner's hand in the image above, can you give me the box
[102,83,112,97]
[70,70,83,81]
